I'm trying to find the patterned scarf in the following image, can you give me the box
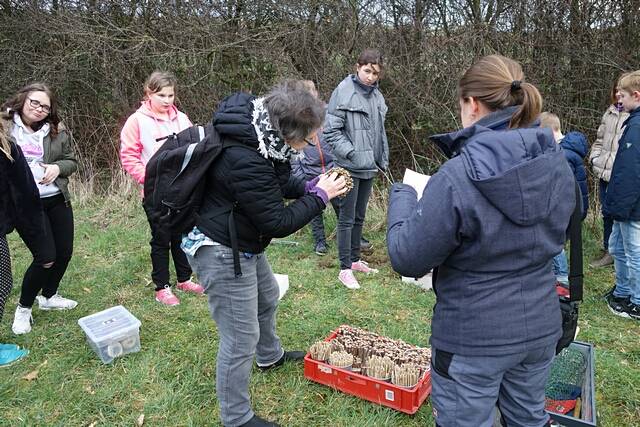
[251,97,295,162]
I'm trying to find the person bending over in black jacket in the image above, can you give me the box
[182,80,347,427]
[0,121,47,366]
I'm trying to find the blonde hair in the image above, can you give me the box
[539,112,561,132]
[0,122,11,161]
[618,71,640,95]
[458,55,543,129]
[143,71,177,99]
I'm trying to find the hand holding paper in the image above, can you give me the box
[402,168,430,200]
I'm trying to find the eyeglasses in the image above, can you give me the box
[303,137,316,146]
[27,98,51,114]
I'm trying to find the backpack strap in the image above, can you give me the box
[567,180,583,302]
[196,139,255,278]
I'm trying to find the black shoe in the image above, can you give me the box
[236,415,280,427]
[627,302,640,320]
[257,350,306,371]
[314,240,328,256]
[360,237,373,252]
[603,285,616,301]
[605,293,631,318]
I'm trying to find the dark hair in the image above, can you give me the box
[609,75,624,105]
[264,81,325,142]
[458,55,542,129]
[357,49,384,72]
[1,82,60,136]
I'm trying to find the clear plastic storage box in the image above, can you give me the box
[78,305,141,364]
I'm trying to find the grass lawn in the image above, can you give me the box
[1,192,639,426]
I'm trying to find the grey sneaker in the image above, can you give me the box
[36,294,78,310]
[590,252,613,268]
[314,240,328,256]
[360,237,373,253]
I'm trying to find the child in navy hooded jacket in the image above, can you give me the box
[602,70,640,320]
[540,112,588,284]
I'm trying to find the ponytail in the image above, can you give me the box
[510,81,543,128]
[458,55,542,129]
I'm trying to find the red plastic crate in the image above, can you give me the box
[303,329,432,414]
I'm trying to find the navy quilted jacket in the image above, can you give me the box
[603,107,640,221]
[560,132,589,220]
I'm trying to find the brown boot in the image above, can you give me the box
[590,252,613,268]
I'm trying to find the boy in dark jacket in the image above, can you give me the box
[540,112,588,285]
[602,71,640,320]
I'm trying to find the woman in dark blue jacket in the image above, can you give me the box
[387,55,575,426]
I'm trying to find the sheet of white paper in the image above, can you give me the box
[402,168,430,199]
[274,274,289,300]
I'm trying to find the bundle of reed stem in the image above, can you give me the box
[391,363,422,387]
[366,355,394,380]
[328,351,354,369]
[309,341,332,361]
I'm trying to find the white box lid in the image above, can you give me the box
[78,305,141,343]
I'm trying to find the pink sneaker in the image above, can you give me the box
[338,269,360,289]
[155,287,180,306]
[351,260,378,274]
[176,279,204,295]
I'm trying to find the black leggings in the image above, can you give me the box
[0,235,12,321]
[145,208,192,291]
[19,194,74,307]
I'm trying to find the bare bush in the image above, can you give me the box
[1,0,637,196]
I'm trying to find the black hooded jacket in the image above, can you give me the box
[0,141,45,251]
[196,92,326,253]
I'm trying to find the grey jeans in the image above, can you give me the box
[337,177,374,269]
[431,344,556,427]
[188,245,284,427]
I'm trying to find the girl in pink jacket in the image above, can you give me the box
[120,71,203,305]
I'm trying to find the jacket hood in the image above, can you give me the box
[560,131,588,158]
[212,92,260,149]
[137,100,180,122]
[462,126,567,226]
[333,76,379,113]
[212,92,295,161]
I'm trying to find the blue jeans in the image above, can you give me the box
[431,344,555,427]
[187,245,283,427]
[609,221,640,305]
[599,179,613,251]
[552,249,569,284]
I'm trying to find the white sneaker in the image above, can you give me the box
[12,306,33,335]
[36,294,78,310]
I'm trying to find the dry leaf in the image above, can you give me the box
[22,369,39,381]
[136,414,145,426]
[83,287,92,293]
